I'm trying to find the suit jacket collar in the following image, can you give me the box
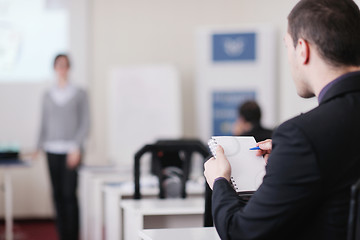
[319,72,360,105]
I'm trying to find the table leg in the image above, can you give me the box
[123,209,143,240]
[4,172,13,240]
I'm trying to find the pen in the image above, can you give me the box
[249,146,261,150]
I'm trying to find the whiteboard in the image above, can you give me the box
[107,65,182,166]
[0,0,68,81]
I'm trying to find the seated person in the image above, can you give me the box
[232,100,272,142]
[204,0,360,239]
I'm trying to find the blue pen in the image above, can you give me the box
[249,146,261,150]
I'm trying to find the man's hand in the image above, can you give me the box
[255,139,272,163]
[204,145,231,190]
[67,149,81,169]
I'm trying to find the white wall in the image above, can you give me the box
[0,82,54,217]
[90,0,318,165]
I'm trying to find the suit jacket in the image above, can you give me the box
[212,72,360,240]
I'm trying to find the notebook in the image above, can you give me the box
[208,136,266,193]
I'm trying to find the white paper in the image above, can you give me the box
[209,136,266,192]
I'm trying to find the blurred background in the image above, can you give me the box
[0,0,348,229]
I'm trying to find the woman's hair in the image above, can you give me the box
[53,54,71,68]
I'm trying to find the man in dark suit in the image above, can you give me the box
[232,100,273,142]
[204,0,360,239]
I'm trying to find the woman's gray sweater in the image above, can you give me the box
[37,87,90,152]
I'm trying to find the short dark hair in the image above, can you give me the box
[238,100,261,125]
[288,0,360,67]
[53,54,71,68]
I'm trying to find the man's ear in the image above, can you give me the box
[296,38,310,64]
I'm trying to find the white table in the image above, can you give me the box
[121,198,205,240]
[79,165,131,240]
[103,178,205,240]
[139,227,220,240]
[103,176,159,240]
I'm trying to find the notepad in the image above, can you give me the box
[208,136,266,193]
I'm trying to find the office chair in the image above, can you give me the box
[348,178,360,240]
[133,139,210,200]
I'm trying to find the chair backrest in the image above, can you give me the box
[133,139,210,199]
[348,178,360,240]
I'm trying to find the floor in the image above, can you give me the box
[0,219,57,240]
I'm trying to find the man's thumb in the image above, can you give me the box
[215,145,225,157]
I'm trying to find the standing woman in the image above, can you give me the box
[36,54,90,240]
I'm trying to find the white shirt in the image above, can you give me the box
[50,83,76,106]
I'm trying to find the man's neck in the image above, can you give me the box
[312,65,360,97]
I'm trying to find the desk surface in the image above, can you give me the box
[121,198,204,215]
[139,227,220,240]
[0,159,30,167]
[103,178,205,196]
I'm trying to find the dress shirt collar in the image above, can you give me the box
[318,71,360,103]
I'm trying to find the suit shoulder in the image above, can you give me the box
[273,113,317,149]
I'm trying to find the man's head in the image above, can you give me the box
[232,100,262,136]
[286,0,360,97]
[238,100,261,126]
